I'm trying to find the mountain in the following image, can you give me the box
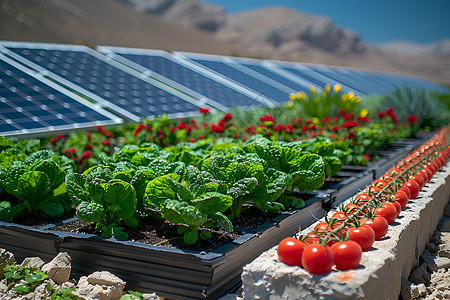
[376,39,450,56]
[1,0,449,86]
[0,0,242,55]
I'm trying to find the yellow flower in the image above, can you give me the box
[347,91,355,101]
[297,91,306,99]
[287,100,294,107]
[341,93,347,102]
[289,93,296,100]
[310,86,316,94]
[324,84,331,93]
[333,84,342,93]
[312,117,320,124]
[355,96,362,103]
[360,109,368,117]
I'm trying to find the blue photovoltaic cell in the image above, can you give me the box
[274,64,337,90]
[117,53,263,108]
[0,59,114,135]
[7,48,201,118]
[235,62,309,93]
[188,58,291,103]
[309,66,380,95]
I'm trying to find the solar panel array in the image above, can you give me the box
[0,41,447,138]
[0,53,122,138]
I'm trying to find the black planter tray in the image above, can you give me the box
[0,195,326,299]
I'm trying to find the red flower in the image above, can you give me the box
[50,136,58,144]
[356,116,370,123]
[321,116,330,123]
[259,115,274,123]
[158,134,164,140]
[218,119,226,126]
[133,124,146,137]
[273,124,286,132]
[101,139,111,146]
[188,139,196,143]
[211,124,224,133]
[197,135,205,140]
[178,122,188,129]
[343,113,354,120]
[364,154,370,159]
[342,121,357,128]
[331,126,340,132]
[199,108,210,114]
[301,125,309,133]
[81,151,91,159]
[294,118,303,125]
[223,113,233,121]
[406,114,418,123]
[69,148,76,154]
[84,144,94,151]
[286,124,293,134]
[57,134,64,140]
[245,125,256,132]
[378,112,386,118]
[86,133,92,140]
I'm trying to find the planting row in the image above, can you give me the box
[276,127,450,274]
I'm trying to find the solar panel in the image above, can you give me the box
[0,53,122,138]
[266,60,360,95]
[0,42,206,121]
[174,52,300,103]
[97,47,275,110]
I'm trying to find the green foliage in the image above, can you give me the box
[66,167,138,240]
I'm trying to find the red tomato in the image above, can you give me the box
[405,180,420,199]
[367,185,382,195]
[376,203,398,224]
[344,203,361,216]
[354,193,372,205]
[399,185,411,199]
[373,179,388,188]
[393,190,408,208]
[426,162,438,174]
[331,240,362,270]
[412,174,425,188]
[304,232,319,244]
[332,212,348,225]
[314,222,332,232]
[362,216,389,240]
[277,237,307,266]
[390,200,402,215]
[348,225,375,251]
[379,174,394,183]
[421,167,434,182]
[418,169,430,183]
[302,244,334,274]
[388,167,403,177]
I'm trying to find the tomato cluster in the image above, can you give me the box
[277,128,450,275]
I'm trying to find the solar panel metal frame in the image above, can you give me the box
[264,59,362,95]
[0,41,207,122]
[174,52,310,101]
[0,52,123,138]
[97,46,276,110]
[173,51,307,105]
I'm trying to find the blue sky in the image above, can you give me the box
[204,0,450,44]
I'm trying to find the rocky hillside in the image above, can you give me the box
[1,0,449,86]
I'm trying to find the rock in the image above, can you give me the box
[417,283,427,296]
[409,263,431,285]
[20,257,44,269]
[0,282,8,293]
[73,271,126,300]
[0,249,14,278]
[42,252,71,285]
[401,278,420,300]
[438,232,450,259]
[421,252,450,272]
[142,293,160,300]
[426,242,438,252]
[438,217,450,232]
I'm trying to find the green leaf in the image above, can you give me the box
[144,174,180,209]
[288,154,325,192]
[184,229,199,245]
[227,177,258,199]
[113,169,135,183]
[191,192,233,214]
[41,202,65,217]
[30,159,66,190]
[0,202,27,222]
[102,181,137,220]
[323,156,343,177]
[13,284,30,293]
[199,230,212,240]
[65,173,89,206]
[14,171,54,212]
[278,194,305,209]
[76,201,105,222]
[3,161,28,194]
[163,200,207,228]
[123,217,139,228]
[211,212,233,232]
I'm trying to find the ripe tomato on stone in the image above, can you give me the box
[331,240,362,270]
[376,202,398,224]
[354,193,372,205]
[405,180,420,199]
[348,225,376,251]
[277,237,307,266]
[393,190,409,208]
[390,200,402,215]
[302,244,334,274]
[361,216,389,240]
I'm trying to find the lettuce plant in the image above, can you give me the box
[0,148,74,222]
[65,167,138,240]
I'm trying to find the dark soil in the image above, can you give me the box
[9,211,76,228]
[49,206,281,253]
